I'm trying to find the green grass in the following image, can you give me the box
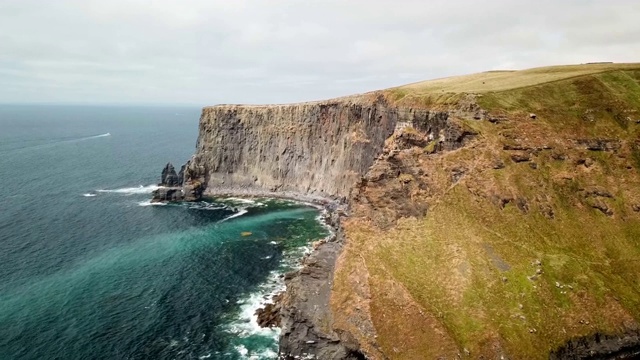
[396,63,640,94]
[369,182,640,358]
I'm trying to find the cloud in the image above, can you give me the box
[0,0,638,105]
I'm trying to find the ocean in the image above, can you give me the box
[0,105,328,359]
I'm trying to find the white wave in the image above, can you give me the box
[235,345,249,357]
[138,200,167,207]
[187,202,227,211]
[223,238,320,346]
[227,272,282,337]
[225,197,256,205]
[221,206,331,359]
[218,209,248,223]
[251,349,279,359]
[96,185,162,195]
[82,193,97,197]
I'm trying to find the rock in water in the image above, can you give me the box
[160,163,180,187]
[152,162,185,202]
[151,187,184,202]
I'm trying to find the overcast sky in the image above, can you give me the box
[1,0,639,105]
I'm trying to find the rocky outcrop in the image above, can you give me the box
[150,162,184,202]
[151,162,205,202]
[161,163,181,187]
[577,138,622,152]
[550,330,640,359]
[395,108,477,152]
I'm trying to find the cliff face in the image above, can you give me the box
[185,95,397,201]
[178,94,477,202]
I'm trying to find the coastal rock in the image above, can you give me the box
[255,296,282,328]
[277,241,365,360]
[160,163,181,187]
[151,187,183,202]
[151,162,186,202]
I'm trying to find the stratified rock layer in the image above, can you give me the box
[186,95,398,200]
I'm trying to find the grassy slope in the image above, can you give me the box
[332,64,640,359]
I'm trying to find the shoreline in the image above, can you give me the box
[200,188,358,359]
[201,187,346,210]
[222,199,335,359]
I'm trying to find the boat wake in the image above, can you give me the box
[96,185,161,195]
[91,133,111,138]
[2,133,112,154]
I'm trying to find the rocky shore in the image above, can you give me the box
[255,204,367,360]
[152,162,360,358]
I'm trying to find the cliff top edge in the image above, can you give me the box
[204,62,640,108]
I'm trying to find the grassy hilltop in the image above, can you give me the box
[331,63,640,359]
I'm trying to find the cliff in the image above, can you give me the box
[156,63,640,359]
[186,95,397,201]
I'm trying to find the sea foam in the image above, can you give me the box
[218,209,249,223]
[137,200,167,207]
[96,185,162,195]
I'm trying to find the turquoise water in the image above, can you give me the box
[0,105,328,359]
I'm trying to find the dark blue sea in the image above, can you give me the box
[0,105,328,359]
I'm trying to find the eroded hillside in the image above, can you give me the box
[331,65,640,359]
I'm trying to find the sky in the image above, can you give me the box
[1,0,639,106]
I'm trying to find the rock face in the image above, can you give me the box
[550,330,640,359]
[185,95,398,200]
[395,108,477,152]
[161,163,181,187]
